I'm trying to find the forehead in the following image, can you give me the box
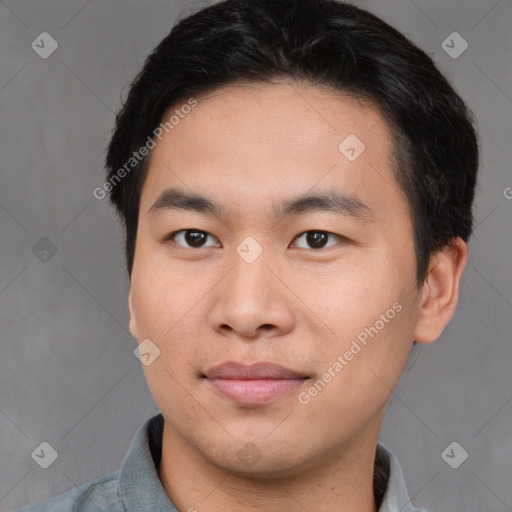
[140,81,409,226]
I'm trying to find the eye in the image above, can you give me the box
[167,229,221,248]
[291,230,346,249]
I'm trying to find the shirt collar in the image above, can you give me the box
[118,413,418,512]
[378,441,419,512]
[118,413,177,511]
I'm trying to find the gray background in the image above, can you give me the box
[0,0,511,511]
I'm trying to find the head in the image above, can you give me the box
[104,0,478,479]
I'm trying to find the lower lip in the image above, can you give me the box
[207,378,307,405]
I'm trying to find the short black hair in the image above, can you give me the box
[105,0,479,288]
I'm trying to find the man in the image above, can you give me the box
[14,0,478,510]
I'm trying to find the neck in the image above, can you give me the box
[158,422,382,512]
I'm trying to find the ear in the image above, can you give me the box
[128,287,140,340]
[413,237,468,344]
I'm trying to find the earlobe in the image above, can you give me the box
[413,237,468,344]
[128,288,139,340]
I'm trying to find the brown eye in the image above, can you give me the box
[292,230,344,249]
[185,231,207,247]
[169,229,220,248]
[306,231,328,248]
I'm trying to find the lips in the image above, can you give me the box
[205,361,307,380]
[203,362,309,406]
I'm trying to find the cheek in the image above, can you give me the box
[302,296,413,426]
[290,257,392,328]
[130,287,192,385]
[132,267,206,397]
[131,254,206,338]
[295,251,415,361]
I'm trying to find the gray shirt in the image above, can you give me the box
[13,413,427,512]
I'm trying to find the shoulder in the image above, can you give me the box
[11,471,124,512]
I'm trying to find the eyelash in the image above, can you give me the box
[165,229,347,250]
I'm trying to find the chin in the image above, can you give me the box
[197,435,317,479]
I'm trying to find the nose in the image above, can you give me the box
[209,253,295,341]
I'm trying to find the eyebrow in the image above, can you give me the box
[148,187,374,222]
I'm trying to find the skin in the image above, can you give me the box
[128,81,467,512]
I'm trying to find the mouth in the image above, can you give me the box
[202,361,310,406]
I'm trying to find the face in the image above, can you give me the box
[128,81,423,477]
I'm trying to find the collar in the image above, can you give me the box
[118,413,419,512]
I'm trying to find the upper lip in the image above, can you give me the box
[204,361,308,380]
